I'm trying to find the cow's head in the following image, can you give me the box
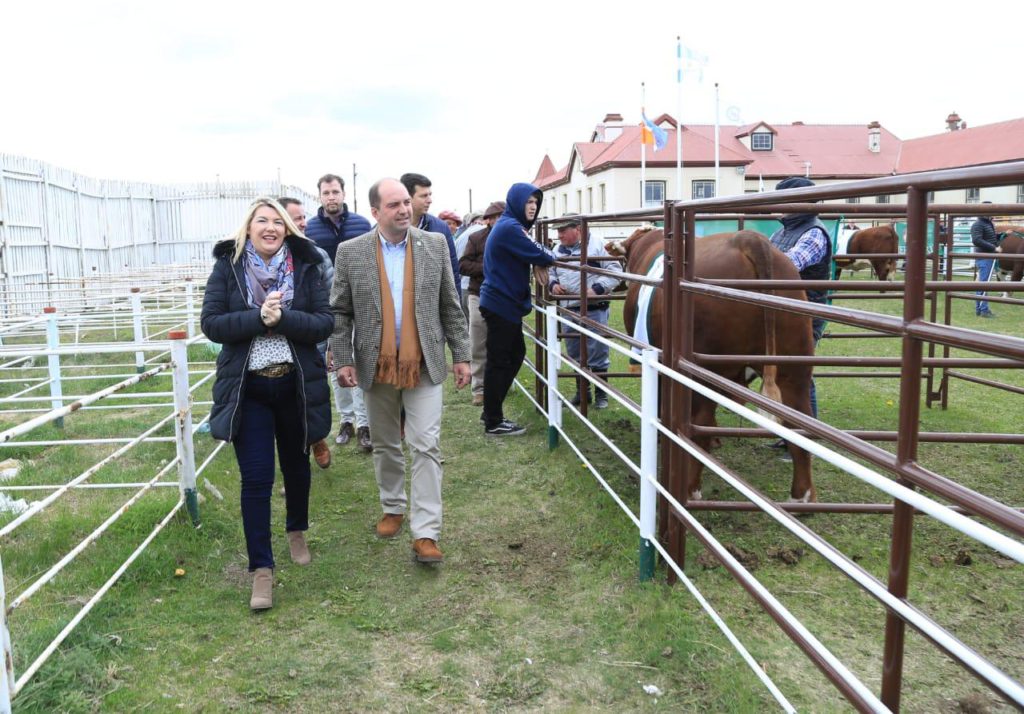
[607,223,658,259]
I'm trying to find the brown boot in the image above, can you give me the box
[287,531,311,565]
[412,538,444,563]
[312,439,331,469]
[250,567,273,610]
[376,513,404,538]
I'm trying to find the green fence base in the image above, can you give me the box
[548,425,559,450]
[184,488,201,528]
[639,537,656,582]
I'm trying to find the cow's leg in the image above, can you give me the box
[684,396,718,501]
[777,370,816,503]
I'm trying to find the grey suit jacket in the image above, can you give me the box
[329,227,470,389]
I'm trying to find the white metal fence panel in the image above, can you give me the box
[0,154,319,316]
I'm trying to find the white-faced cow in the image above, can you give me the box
[607,227,817,502]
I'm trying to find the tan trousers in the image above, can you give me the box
[363,380,443,541]
[468,293,487,396]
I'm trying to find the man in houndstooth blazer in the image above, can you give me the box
[330,178,470,563]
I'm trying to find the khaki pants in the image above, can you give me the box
[468,293,487,396]
[363,380,443,541]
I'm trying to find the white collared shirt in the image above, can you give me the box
[379,231,408,348]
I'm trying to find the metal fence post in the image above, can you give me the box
[44,307,64,429]
[545,305,562,450]
[169,331,200,527]
[639,347,659,581]
[184,278,195,339]
[130,287,144,373]
[0,554,13,714]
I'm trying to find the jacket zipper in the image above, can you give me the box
[227,259,255,442]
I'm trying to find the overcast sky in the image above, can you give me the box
[2,0,1021,215]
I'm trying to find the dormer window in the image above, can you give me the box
[751,131,773,151]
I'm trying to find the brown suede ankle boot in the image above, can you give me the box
[287,531,311,565]
[250,567,273,610]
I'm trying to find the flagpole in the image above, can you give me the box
[714,82,720,196]
[641,81,647,209]
[676,36,682,200]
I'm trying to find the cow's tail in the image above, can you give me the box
[740,233,783,408]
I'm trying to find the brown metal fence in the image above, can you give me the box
[530,161,1024,711]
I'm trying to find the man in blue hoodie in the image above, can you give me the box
[479,183,554,436]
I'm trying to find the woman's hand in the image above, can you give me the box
[261,290,283,328]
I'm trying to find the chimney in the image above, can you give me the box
[595,112,624,142]
[867,121,881,153]
[946,112,962,132]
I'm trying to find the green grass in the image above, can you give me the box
[1,287,1021,712]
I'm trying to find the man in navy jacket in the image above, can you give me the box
[305,173,374,451]
[304,173,372,264]
[400,173,461,298]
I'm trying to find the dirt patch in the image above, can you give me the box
[695,544,760,570]
[766,546,805,565]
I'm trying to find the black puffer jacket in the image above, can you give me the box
[200,236,333,445]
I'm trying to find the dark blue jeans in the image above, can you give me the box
[232,372,310,571]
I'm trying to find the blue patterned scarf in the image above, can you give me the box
[242,240,294,309]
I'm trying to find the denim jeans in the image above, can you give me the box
[232,372,310,571]
[975,258,995,314]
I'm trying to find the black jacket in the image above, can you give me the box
[971,217,999,253]
[200,236,333,445]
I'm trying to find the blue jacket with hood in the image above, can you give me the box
[418,213,462,298]
[480,183,554,322]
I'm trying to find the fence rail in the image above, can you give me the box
[0,153,317,317]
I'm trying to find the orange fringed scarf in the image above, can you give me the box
[374,236,422,389]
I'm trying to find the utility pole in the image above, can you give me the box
[352,163,358,213]
[468,188,473,212]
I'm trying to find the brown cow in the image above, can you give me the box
[833,225,899,282]
[608,228,817,502]
[994,225,1024,287]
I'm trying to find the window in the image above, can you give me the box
[561,194,568,214]
[692,180,716,200]
[1017,185,1024,203]
[927,191,936,203]
[751,131,773,151]
[599,184,606,212]
[876,195,890,204]
[643,180,666,207]
[846,197,860,204]
[966,187,980,204]
[587,187,593,213]
[576,190,583,212]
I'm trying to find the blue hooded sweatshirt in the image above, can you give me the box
[479,183,554,323]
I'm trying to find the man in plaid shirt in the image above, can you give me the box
[768,176,832,420]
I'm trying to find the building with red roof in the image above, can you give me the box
[535,112,1024,223]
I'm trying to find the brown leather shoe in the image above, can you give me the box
[376,513,404,538]
[357,426,373,453]
[287,530,311,565]
[336,421,354,445]
[412,538,444,563]
[250,567,273,610]
[312,439,331,469]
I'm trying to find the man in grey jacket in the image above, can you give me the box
[330,178,470,563]
[549,214,622,409]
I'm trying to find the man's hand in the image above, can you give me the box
[453,362,471,389]
[338,366,357,388]
[550,283,565,295]
[996,246,1003,253]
